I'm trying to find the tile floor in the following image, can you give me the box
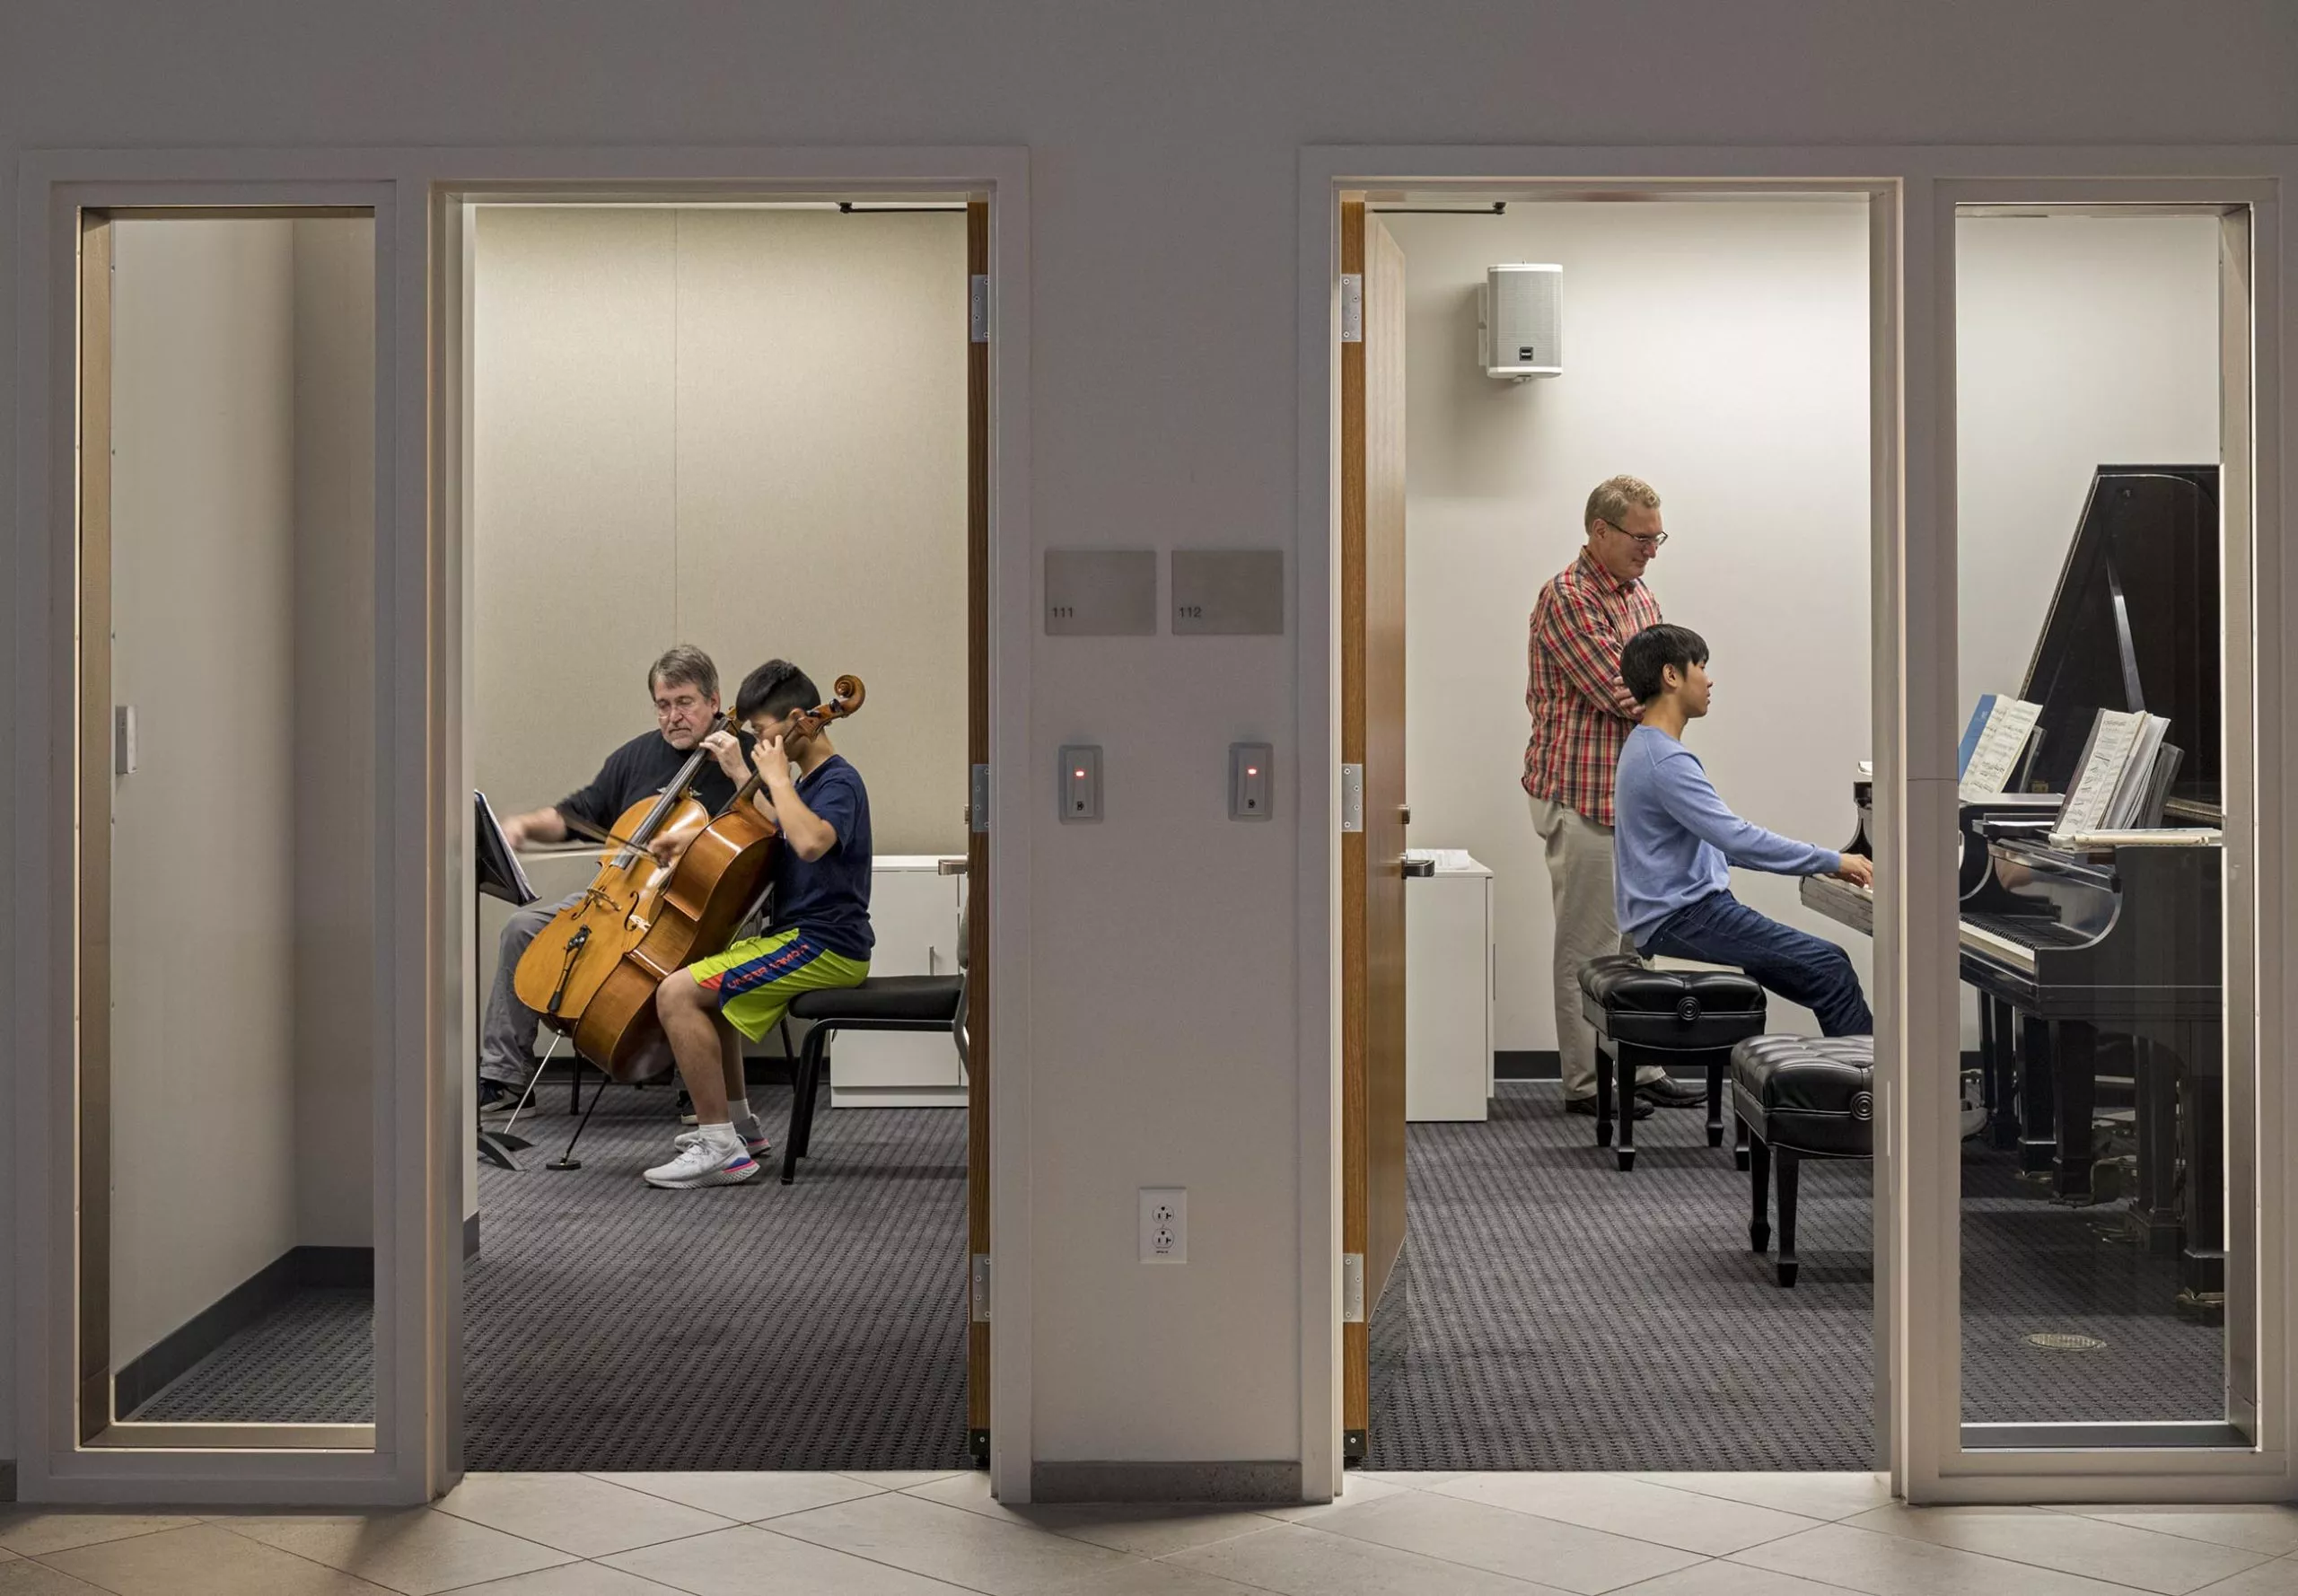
[1,1470,2293,1595]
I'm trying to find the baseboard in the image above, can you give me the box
[1030,1460,1304,1504]
[112,1244,374,1418]
[1495,1049,1559,1080]
[465,1211,481,1259]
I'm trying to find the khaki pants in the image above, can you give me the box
[1529,794,1656,1099]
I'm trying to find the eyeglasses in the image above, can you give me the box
[1599,520,1669,551]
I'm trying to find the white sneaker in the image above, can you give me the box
[673,1118,772,1157]
[643,1137,760,1189]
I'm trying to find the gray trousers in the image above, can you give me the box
[479,890,585,1086]
[1528,794,1657,1099]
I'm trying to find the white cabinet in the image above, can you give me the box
[1404,848,1495,1122]
[828,855,968,1109]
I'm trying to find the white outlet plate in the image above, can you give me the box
[1138,1187,1187,1265]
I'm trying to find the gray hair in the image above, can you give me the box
[1585,474,1662,532]
[647,644,720,703]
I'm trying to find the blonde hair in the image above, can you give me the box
[1585,475,1662,532]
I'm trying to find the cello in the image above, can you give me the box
[536,674,867,1082]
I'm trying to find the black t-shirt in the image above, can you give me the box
[557,728,754,838]
[767,754,874,960]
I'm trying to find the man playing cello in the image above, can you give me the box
[642,660,876,1189]
[482,645,754,1107]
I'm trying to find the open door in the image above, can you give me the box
[966,198,993,1460]
[1339,200,1409,1459]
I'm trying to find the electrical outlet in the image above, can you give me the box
[1138,1187,1187,1265]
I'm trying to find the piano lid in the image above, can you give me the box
[2016,465,2219,814]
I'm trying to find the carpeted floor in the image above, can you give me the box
[1365,1081,2222,1469]
[121,1074,2221,1472]
[464,1079,973,1471]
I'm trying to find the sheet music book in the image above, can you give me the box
[2051,709,2171,839]
[474,790,538,907]
[1957,695,2044,800]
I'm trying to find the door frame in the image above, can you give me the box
[1297,144,2298,1505]
[10,144,1036,1507]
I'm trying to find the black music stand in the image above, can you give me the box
[475,792,539,1171]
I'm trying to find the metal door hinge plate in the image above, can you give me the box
[1339,275,1363,343]
[971,1253,992,1321]
[970,275,990,342]
[970,765,991,833]
[1341,764,1364,833]
[1342,1252,1365,1322]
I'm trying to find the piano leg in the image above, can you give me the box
[2125,1038,2183,1256]
[2016,1013,2057,1179]
[1984,997,2022,1150]
[2176,1039,2226,1319]
[2051,1019,2099,1204]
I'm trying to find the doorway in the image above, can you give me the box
[454,196,995,1473]
[1337,189,1883,1471]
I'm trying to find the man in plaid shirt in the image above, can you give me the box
[1524,476,1704,1117]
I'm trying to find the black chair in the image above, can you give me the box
[1579,954,1767,1171]
[779,903,969,1184]
[1731,1034,1874,1285]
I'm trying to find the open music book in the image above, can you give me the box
[2051,709,2175,840]
[1956,694,2043,800]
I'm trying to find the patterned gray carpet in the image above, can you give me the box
[125,1075,2221,1471]
[1366,1082,2221,1469]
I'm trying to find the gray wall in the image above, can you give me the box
[4,0,2294,1472]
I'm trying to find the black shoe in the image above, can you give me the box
[477,1079,514,1113]
[1637,1074,1707,1109]
[676,1089,697,1127]
[1566,1094,1653,1120]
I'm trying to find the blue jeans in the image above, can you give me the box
[1640,890,1873,1037]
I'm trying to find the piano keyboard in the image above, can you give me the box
[1799,876,2061,975]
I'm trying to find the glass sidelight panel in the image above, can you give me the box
[1950,205,2251,1446]
[78,210,378,1445]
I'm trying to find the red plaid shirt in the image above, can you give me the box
[1522,550,1662,828]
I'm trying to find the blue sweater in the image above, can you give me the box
[1612,724,1839,944]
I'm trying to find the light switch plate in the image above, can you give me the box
[1059,744,1102,822]
[1229,742,1273,820]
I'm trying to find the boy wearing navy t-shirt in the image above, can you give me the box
[645,661,875,1189]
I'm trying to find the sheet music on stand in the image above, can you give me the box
[1957,694,2044,800]
[2051,709,2171,841]
[475,791,538,908]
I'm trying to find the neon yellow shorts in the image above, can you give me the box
[686,927,869,1042]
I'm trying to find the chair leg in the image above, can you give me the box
[1747,1122,1770,1253]
[783,1030,826,1184]
[1705,1057,1725,1147]
[1615,1045,1637,1171]
[1592,1039,1614,1147]
[1776,1145,1802,1287]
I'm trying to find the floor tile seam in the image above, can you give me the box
[1412,1486,1791,1561]
[1,1519,200,1563]
[1629,1475,1887,1521]
[1851,1504,2285,1578]
[2032,1507,2298,1558]
[735,1515,1097,1596]
[1271,1515,1665,1592]
[50,1515,407,1592]
[1729,1517,2226,1596]
[206,1505,583,1573]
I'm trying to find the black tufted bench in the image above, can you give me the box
[1578,955,1768,1172]
[1731,1034,1874,1285]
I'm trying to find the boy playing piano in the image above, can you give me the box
[1613,624,1874,1036]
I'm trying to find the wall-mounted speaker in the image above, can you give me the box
[1480,264,1562,380]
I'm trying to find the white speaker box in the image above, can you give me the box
[1480,263,1563,379]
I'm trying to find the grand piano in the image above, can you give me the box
[1802,464,2223,1317]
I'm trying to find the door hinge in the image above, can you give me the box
[972,1253,992,1321]
[1339,274,1364,343]
[1340,764,1364,833]
[970,275,990,343]
[970,764,991,833]
[1342,1252,1365,1322]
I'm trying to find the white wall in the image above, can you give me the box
[5,0,2294,1476]
[109,221,303,1365]
[1956,215,2223,711]
[1392,202,1873,1048]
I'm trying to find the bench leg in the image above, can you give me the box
[1775,1145,1801,1287]
[1706,1057,1725,1147]
[1615,1045,1637,1171]
[783,1029,829,1184]
[1593,1039,1614,1147]
[1733,1102,1750,1171]
[1747,1122,1770,1253]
